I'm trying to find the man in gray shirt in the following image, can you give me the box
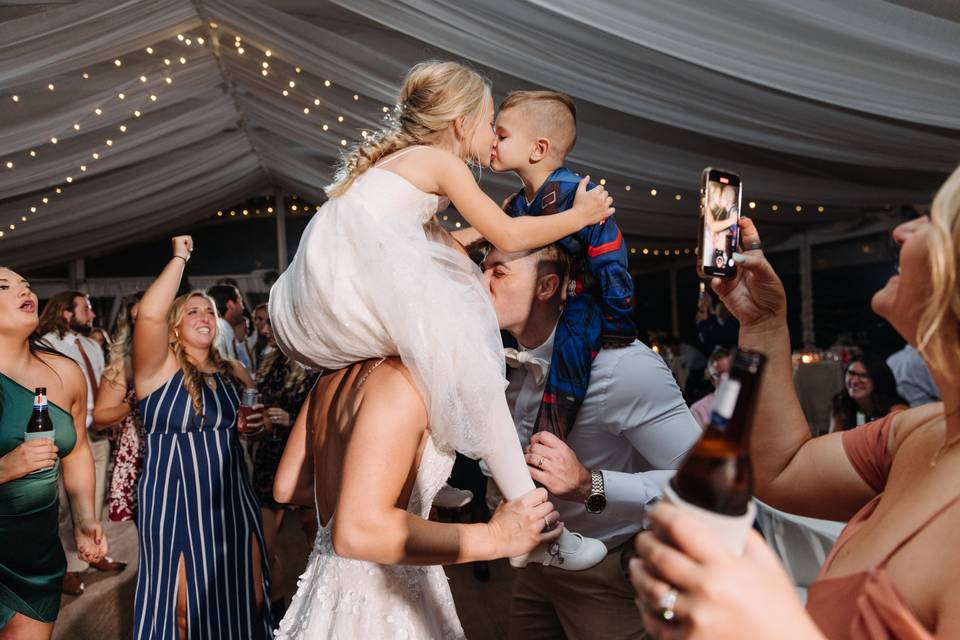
[481,244,701,640]
[886,344,941,407]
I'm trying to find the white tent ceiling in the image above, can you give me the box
[1,0,958,269]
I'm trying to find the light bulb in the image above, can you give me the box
[772,204,779,211]
[817,206,825,213]
[209,21,218,28]
[382,106,389,113]
[42,197,48,203]
[179,56,186,64]
[313,98,320,106]
[237,47,244,54]
[119,125,127,132]
[30,151,36,157]
[262,61,269,68]
[164,58,171,65]
[30,206,37,212]
[140,75,147,82]
[455,222,462,228]
[795,205,802,212]
[197,37,204,45]
[303,107,310,114]
[282,89,289,96]
[625,185,631,191]
[650,188,657,196]
[599,178,606,185]
[295,67,302,73]
[83,72,89,79]
[80,165,87,171]
[118,92,125,99]
[48,83,55,91]
[165,77,172,84]
[11,95,18,102]
[261,70,268,76]
[288,80,295,88]
[134,110,141,117]
[106,139,113,146]
[337,115,344,122]
[66,177,73,183]
[73,123,80,131]
[340,139,347,146]
[322,124,329,131]
[150,94,157,101]
[353,94,359,100]
[114,59,122,67]
[4,161,12,169]
[92,153,99,159]
[50,137,58,144]
[146,47,154,54]
[630,247,636,254]
[184,38,192,46]
[265,50,272,57]
[55,187,62,194]
[217,211,223,217]
[748,201,756,208]
[324,80,331,87]
[177,34,184,41]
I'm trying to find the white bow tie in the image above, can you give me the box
[504,347,549,385]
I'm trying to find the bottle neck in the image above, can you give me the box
[708,369,761,446]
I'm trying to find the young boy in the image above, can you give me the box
[490,90,636,440]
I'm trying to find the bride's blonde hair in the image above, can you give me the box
[327,61,491,197]
[917,165,960,385]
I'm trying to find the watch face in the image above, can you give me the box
[586,493,607,513]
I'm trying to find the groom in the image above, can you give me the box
[482,243,701,640]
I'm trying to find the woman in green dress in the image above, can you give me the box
[0,266,108,639]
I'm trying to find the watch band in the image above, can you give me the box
[591,470,604,496]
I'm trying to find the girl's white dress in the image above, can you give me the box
[269,157,516,638]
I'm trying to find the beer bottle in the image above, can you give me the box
[25,387,54,435]
[670,349,765,516]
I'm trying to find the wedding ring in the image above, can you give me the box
[748,241,763,251]
[538,456,544,470]
[657,588,679,622]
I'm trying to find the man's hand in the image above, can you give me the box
[524,431,592,502]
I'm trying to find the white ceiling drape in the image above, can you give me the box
[0,0,957,269]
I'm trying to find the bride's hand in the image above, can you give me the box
[711,217,787,330]
[487,487,562,558]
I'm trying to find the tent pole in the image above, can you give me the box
[800,231,815,348]
[275,189,288,272]
[669,266,679,337]
[69,258,86,291]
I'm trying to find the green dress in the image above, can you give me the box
[0,373,76,627]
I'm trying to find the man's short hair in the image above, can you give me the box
[499,90,577,159]
[206,284,240,317]
[534,243,574,287]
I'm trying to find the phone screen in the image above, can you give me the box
[698,168,741,279]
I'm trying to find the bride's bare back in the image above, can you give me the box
[302,358,430,528]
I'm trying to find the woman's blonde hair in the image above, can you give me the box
[916,165,960,385]
[103,290,145,389]
[168,291,241,415]
[327,60,491,197]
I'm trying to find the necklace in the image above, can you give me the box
[202,373,218,391]
[929,405,960,468]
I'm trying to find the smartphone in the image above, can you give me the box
[696,167,742,279]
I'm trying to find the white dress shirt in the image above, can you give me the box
[505,327,701,548]
[41,330,104,428]
[214,317,237,361]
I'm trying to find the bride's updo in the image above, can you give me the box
[327,60,491,197]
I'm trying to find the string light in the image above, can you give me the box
[30,151,36,157]
[262,62,269,69]
[340,139,347,146]
[748,201,756,208]
[118,92,125,99]
[197,37,204,45]
[817,206,825,213]
[772,204,779,211]
[288,80,296,88]
[324,80,331,87]
[133,110,141,117]
[114,59,122,67]
[184,38,192,46]
[119,125,127,132]
[50,137,58,144]
[353,94,359,100]
[599,178,606,185]
[179,57,186,64]
[265,50,272,57]
[303,107,310,114]
[73,123,80,131]
[4,161,12,169]
[140,75,147,82]
[295,67,302,74]
[313,98,320,106]
[237,47,245,54]
[177,34,184,41]
[337,115,344,122]
[47,83,55,91]
[80,165,87,171]
[650,188,657,196]
[105,139,113,146]
[83,72,89,79]
[164,58,171,66]
[146,47,154,54]
[165,77,172,84]
[150,94,157,101]
[624,185,631,191]
[322,124,329,131]
[675,194,681,200]
[795,205,802,212]
[11,95,18,102]
[91,153,99,159]
[282,89,289,96]
[262,70,268,76]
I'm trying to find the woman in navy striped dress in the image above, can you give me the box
[132,235,272,639]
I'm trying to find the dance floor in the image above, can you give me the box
[54,515,515,639]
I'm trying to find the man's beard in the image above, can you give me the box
[70,319,93,336]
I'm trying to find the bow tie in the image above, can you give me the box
[504,347,549,385]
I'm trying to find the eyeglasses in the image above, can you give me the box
[845,369,871,381]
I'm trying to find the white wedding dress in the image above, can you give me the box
[270,148,514,638]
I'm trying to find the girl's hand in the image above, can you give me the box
[75,518,108,564]
[171,235,193,261]
[0,440,59,482]
[711,217,787,331]
[630,502,822,640]
[486,487,563,559]
[572,176,615,227]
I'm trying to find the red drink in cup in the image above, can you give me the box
[237,388,261,435]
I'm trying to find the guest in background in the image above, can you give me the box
[250,304,272,371]
[233,311,255,371]
[38,291,125,595]
[89,327,110,360]
[133,237,272,639]
[688,347,733,429]
[207,283,245,363]
[0,267,107,639]
[828,353,907,432]
[252,313,318,613]
[91,291,145,522]
[695,287,738,355]
[886,343,941,407]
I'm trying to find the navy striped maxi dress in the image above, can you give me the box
[134,370,272,639]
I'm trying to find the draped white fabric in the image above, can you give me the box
[0,0,957,268]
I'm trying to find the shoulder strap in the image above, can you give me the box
[880,492,960,566]
[374,145,427,169]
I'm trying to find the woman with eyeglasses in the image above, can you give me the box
[829,353,907,433]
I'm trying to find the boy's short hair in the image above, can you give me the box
[499,90,577,159]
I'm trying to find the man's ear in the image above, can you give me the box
[530,137,551,163]
[62,309,73,322]
[535,273,561,301]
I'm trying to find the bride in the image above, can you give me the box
[272,358,559,638]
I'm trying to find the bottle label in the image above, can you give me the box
[711,375,742,422]
[34,391,47,410]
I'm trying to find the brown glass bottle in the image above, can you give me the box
[670,349,765,516]
[25,387,54,434]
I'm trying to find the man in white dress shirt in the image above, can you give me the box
[482,245,701,639]
[207,283,245,364]
[38,290,126,595]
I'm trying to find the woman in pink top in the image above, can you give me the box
[629,165,960,639]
